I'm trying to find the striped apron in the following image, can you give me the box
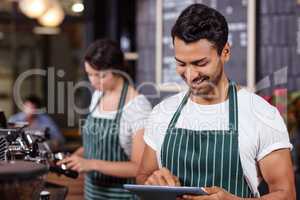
[161,82,254,198]
[83,81,135,200]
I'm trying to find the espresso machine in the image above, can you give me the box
[0,111,78,200]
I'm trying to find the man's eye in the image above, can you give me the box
[176,62,185,67]
[197,62,208,67]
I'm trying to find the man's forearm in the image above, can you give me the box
[241,190,294,200]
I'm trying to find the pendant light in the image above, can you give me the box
[19,0,49,18]
[38,0,65,27]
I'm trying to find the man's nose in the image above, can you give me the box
[185,66,200,81]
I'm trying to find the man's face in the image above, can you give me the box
[23,101,37,117]
[174,37,230,97]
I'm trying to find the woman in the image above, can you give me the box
[59,39,152,199]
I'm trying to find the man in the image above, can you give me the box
[9,95,65,151]
[137,4,295,200]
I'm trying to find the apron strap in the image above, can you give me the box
[167,90,190,129]
[89,80,129,123]
[167,81,239,132]
[228,81,238,132]
[114,80,129,123]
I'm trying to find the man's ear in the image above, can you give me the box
[221,43,231,62]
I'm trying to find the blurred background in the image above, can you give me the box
[0,0,300,199]
[0,0,138,150]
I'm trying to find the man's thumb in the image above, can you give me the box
[202,186,220,194]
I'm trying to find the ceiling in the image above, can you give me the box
[0,0,84,16]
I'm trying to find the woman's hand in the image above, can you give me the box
[182,187,239,200]
[57,155,93,173]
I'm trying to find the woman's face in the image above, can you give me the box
[84,61,115,91]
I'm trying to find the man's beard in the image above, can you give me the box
[188,68,223,100]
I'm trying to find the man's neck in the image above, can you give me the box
[191,77,230,105]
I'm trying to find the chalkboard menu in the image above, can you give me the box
[257,0,300,93]
[159,0,248,87]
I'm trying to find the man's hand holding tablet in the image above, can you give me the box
[145,167,181,186]
[124,168,210,200]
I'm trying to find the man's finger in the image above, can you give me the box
[203,186,220,195]
[183,193,217,200]
[153,171,168,186]
[182,195,207,200]
[161,171,176,186]
[145,176,157,185]
[161,167,173,174]
[173,175,181,186]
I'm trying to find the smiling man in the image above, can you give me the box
[136,3,296,200]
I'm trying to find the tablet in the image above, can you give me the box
[123,184,207,200]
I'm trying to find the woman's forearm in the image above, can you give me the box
[89,160,139,178]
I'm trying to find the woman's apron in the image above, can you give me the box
[161,82,254,198]
[83,81,135,200]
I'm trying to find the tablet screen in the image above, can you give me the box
[124,184,207,200]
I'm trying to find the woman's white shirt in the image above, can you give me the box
[90,90,152,156]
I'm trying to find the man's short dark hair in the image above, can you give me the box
[84,39,127,73]
[24,95,42,108]
[171,4,228,55]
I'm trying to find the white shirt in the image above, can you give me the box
[90,91,152,156]
[144,88,292,196]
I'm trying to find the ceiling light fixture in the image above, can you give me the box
[72,2,84,13]
[38,0,65,27]
[19,0,49,18]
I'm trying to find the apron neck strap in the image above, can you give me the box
[228,81,238,132]
[167,91,190,129]
[114,80,129,123]
[168,81,238,132]
[90,80,129,123]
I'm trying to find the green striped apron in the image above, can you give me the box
[83,81,135,200]
[161,82,255,198]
